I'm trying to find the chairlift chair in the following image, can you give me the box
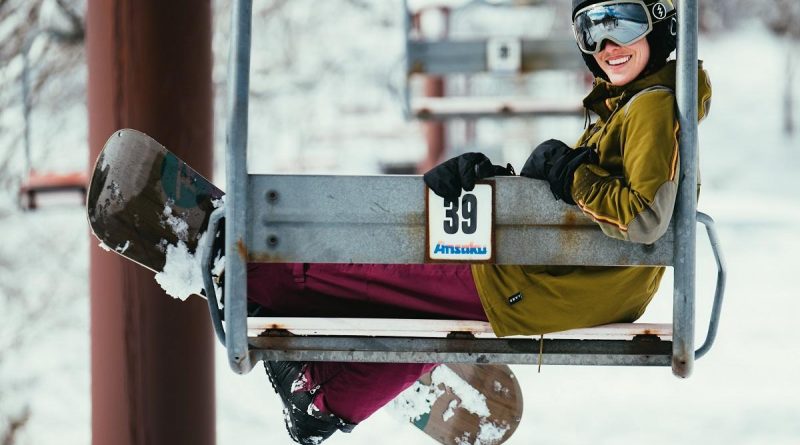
[18,29,87,210]
[203,0,725,379]
[402,0,585,120]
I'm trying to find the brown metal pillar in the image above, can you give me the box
[419,77,446,172]
[87,1,215,444]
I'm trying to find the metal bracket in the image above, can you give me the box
[201,206,227,346]
[695,212,727,359]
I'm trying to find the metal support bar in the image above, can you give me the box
[411,97,584,120]
[672,0,699,378]
[407,39,583,75]
[248,175,674,266]
[248,336,672,366]
[695,212,727,359]
[201,206,226,346]
[402,0,412,117]
[225,0,254,374]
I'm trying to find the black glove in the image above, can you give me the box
[520,139,598,205]
[424,152,515,200]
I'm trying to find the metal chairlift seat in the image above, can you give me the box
[402,0,586,120]
[411,96,584,120]
[18,170,89,210]
[206,0,724,379]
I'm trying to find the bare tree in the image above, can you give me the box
[0,0,85,192]
[0,3,86,442]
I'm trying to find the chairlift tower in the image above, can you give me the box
[87,1,215,444]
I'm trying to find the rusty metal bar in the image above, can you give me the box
[248,336,672,366]
[225,0,255,374]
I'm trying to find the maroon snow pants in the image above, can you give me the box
[247,263,488,424]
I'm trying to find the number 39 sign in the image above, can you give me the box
[426,183,494,262]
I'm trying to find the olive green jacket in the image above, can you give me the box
[472,61,712,337]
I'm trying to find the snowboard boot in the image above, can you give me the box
[264,361,356,444]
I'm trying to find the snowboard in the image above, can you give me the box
[86,128,223,300]
[87,129,524,444]
[393,363,523,445]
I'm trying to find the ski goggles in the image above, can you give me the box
[572,0,675,54]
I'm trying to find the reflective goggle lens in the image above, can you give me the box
[573,2,651,54]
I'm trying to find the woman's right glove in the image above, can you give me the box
[520,139,598,205]
[424,152,515,201]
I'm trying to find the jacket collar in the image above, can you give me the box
[582,60,711,121]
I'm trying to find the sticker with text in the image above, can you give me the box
[427,184,493,262]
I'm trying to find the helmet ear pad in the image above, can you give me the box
[579,16,677,81]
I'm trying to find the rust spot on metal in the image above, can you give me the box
[632,334,663,342]
[236,238,248,261]
[257,328,293,338]
[562,211,579,226]
[446,331,476,339]
[409,61,425,74]
[248,251,291,264]
[555,210,581,262]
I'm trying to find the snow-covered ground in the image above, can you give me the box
[2,8,799,445]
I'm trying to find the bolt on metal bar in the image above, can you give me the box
[225,0,254,374]
[673,0,699,378]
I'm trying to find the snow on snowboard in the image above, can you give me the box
[87,129,524,444]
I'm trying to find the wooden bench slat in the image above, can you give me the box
[247,317,672,340]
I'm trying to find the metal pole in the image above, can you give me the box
[87,1,216,443]
[417,7,449,172]
[672,0,699,378]
[225,0,254,373]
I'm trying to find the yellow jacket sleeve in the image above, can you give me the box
[571,89,680,244]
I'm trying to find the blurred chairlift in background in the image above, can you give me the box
[18,28,87,210]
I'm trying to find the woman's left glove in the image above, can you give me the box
[424,152,515,200]
[520,139,598,205]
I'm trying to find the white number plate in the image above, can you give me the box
[426,183,494,262]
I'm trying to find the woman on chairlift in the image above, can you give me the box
[249,1,712,443]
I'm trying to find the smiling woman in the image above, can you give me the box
[572,0,678,82]
[592,38,650,85]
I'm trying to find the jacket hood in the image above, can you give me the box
[582,60,712,122]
